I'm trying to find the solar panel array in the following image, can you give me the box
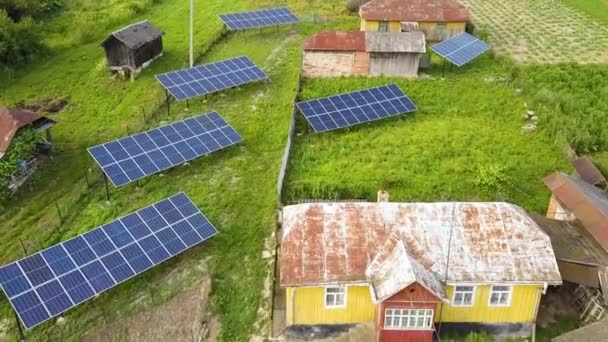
[0,193,218,329]
[431,32,490,67]
[155,56,268,101]
[89,112,242,187]
[295,84,417,133]
[219,7,299,30]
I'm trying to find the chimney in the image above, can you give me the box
[377,190,389,203]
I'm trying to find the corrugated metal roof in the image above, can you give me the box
[0,107,51,158]
[302,31,366,51]
[360,0,469,22]
[532,214,608,267]
[280,202,562,288]
[553,318,608,342]
[365,31,426,53]
[101,20,164,50]
[573,157,607,187]
[366,232,446,302]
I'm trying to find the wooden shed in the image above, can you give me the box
[100,20,164,79]
[302,31,425,78]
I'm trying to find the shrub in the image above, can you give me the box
[346,0,371,12]
[0,10,45,68]
[0,129,42,206]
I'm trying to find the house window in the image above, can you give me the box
[325,286,346,308]
[489,285,512,306]
[452,285,475,306]
[436,22,448,39]
[379,21,389,32]
[384,308,434,330]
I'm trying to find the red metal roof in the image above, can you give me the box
[280,202,561,287]
[302,31,366,51]
[573,157,607,188]
[360,0,469,22]
[0,107,42,156]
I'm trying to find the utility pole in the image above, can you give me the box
[189,0,194,68]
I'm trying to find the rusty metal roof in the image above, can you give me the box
[0,107,50,158]
[101,20,164,50]
[280,202,562,288]
[544,172,608,250]
[366,31,426,53]
[302,31,366,51]
[553,318,608,342]
[573,156,607,188]
[532,214,608,267]
[360,0,469,22]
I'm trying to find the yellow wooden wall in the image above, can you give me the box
[436,285,543,323]
[286,285,376,325]
[360,19,466,40]
[360,19,401,32]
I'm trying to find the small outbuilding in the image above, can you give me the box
[302,31,426,78]
[100,20,164,79]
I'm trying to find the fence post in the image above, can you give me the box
[55,201,63,223]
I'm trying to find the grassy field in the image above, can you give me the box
[284,56,570,213]
[561,0,608,25]
[461,0,608,63]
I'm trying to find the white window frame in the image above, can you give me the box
[378,21,389,32]
[384,308,434,330]
[324,285,347,308]
[488,285,512,307]
[451,285,476,307]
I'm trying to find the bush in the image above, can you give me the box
[0,128,42,206]
[346,0,371,12]
[0,10,45,68]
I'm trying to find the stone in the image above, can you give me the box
[522,123,537,133]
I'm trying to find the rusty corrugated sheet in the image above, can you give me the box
[365,31,426,53]
[544,172,608,250]
[360,0,469,22]
[280,202,562,287]
[573,156,607,188]
[302,31,366,51]
[532,214,608,266]
[0,107,44,157]
[100,20,164,49]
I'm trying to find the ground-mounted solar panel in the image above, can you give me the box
[431,32,490,67]
[219,7,299,31]
[0,193,217,329]
[88,112,242,187]
[155,56,268,101]
[295,84,416,133]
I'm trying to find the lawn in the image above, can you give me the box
[284,56,569,213]
[561,0,608,25]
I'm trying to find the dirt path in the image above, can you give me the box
[461,0,608,63]
[83,279,214,342]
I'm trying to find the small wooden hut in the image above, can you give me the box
[101,20,164,79]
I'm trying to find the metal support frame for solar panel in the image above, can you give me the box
[155,56,268,101]
[219,7,298,31]
[431,32,491,67]
[0,193,218,329]
[88,112,242,187]
[295,84,417,133]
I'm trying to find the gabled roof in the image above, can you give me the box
[532,214,608,267]
[359,0,469,22]
[366,232,446,302]
[101,20,164,50]
[553,318,608,342]
[573,156,607,188]
[280,202,561,289]
[303,31,426,53]
[0,107,55,158]
[544,172,608,249]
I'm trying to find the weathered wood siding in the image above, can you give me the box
[285,285,375,325]
[557,261,600,288]
[302,51,368,78]
[437,284,543,323]
[103,37,132,68]
[103,37,163,70]
[360,19,401,32]
[369,52,420,77]
[132,39,163,68]
[361,19,466,41]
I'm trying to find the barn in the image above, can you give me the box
[302,31,426,78]
[100,20,164,79]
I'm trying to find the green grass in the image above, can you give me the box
[536,315,579,342]
[284,56,569,213]
[561,0,608,25]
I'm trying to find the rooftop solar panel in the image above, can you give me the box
[155,56,268,101]
[0,193,217,329]
[431,32,490,67]
[88,112,242,187]
[295,84,416,133]
[219,7,299,31]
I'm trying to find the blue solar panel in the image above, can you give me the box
[155,56,268,101]
[295,84,417,133]
[88,112,242,187]
[219,7,299,30]
[431,32,491,67]
[0,193,218,329]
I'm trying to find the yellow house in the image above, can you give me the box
[279,201,562,341]
[359,0,469,41]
